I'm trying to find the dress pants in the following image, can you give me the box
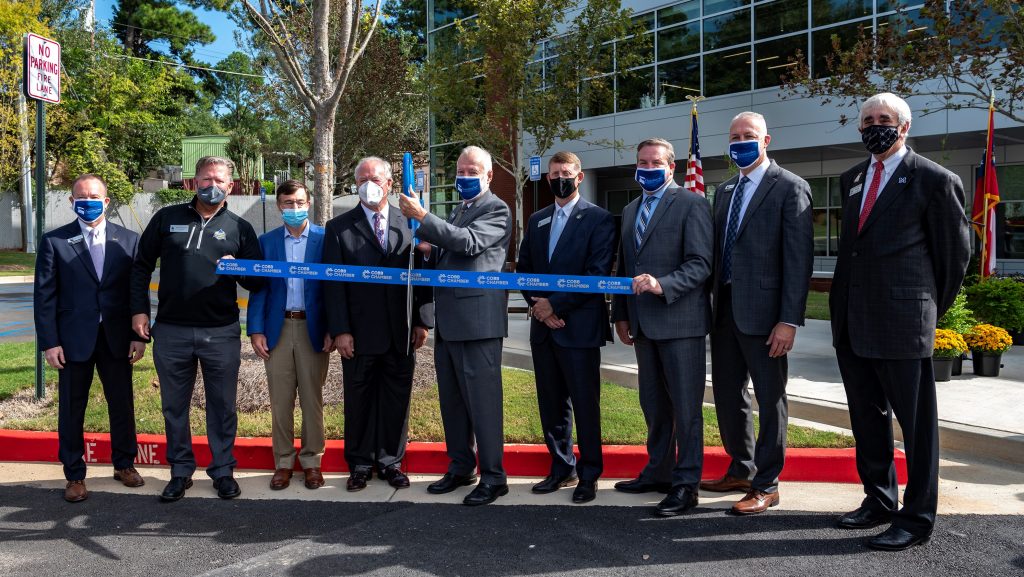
[153,321,241,479]
[634,332,706,490]
[710,285,788,492]
[531,338,603,481]
[57,323,138,480]
[434,333,506,485]
[266,318,328,470]
[341,341,415,472]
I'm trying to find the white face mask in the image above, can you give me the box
[358,181,385,208]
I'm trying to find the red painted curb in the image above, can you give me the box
[0,429,907,484]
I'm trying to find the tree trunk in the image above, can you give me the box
[311,106,336,225]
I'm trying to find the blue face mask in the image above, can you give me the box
[455,176,485,200]
[73,199,105,223]
[281,208,308,228]
[729,140,762,169]
[635,168,667,192]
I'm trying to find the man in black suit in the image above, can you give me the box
[34,174,147,503]
[323,156,431,492]
[516,151,617,504]
[830,93,970,551]
[704,112,814,514]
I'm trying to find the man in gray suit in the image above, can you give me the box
[399,145,513,506]
[611,138,713,516]
[704,112,814,515]
[831,93,970,551]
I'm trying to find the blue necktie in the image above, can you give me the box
[722,176,750,283]
[548,208,566,260]
[635,195,656,250]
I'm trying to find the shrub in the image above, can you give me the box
[938,289,976,334]
[964,277,1024,333]
[155,188,193,205]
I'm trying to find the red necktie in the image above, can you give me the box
[858,161,884,233]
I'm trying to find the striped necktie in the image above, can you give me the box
[635,195,657,250]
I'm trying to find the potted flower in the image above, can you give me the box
[964,324,1013,377]
[937,289,976,375]
[933,329,968,381]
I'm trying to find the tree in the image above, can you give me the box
[781,0,1024,125]
[383,0,426,62]
[112,0,217,65]
[424,0,645,245]
[0,0,50,193]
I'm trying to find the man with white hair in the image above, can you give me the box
[830,93,970,551]
[399,145,513,506]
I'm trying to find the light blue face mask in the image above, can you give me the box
[635,168,667,192]
[455,176,485,200]
[729,140,761,169]
[73,199,105,223]
[282,208,308,227]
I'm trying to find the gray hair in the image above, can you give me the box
[731,111,768,133]
[460,145,493,173]
[355,156,393,179]
[859,93,912,127]
[195,155,234,176]
[636,138,675,164]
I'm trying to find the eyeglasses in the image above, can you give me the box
[279,200,309,208]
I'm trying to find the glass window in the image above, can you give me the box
[754,35,806,88]
[704,9,752,51]
[658,57,701,105]
[658,22,700,61]
[580,76,615,118]
[998,203,1024,259]
[633,12,656,31]
[428,25,458,56]
[659,1,700,27]
[812,20,870,78]
[703,47,751,96]
[605,189,641,216]
[755,0,809,40]
[704,0,750,16]
[996,164,1024,201]
[617,67,657,112]
[431,0,471,29]
[828,176,842,206]
[430,144,461,188]
[809,176,828,207]
[811,0,872,27]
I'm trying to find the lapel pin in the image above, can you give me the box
[898,176,907,184]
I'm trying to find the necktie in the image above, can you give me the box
[721,176,750,284]
[635,195,657,250]
[858,161,885,233]
[548,208,566,260]
[89,228,104,281]
[373,212,387,250]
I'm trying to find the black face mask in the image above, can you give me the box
[861,124,900,156]
[551,177,577,199]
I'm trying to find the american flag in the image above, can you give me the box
[684,105,705,196]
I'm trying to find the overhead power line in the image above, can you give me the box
[100,52,270,79]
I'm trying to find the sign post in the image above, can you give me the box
[529,155,541,217]
[25,33,61,400]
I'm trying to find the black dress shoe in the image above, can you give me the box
[655,486,699,516]
[837,506,892,529]
[532,473,578,494]
[463,482,509,506]
[213,476,241,499]
[160,476,193,502]
[347,469,371,492]
[572,480,597,504]
[427,472,478,494]
[867,526,931,551]
[382,466,410,489]
[614,477,672,494]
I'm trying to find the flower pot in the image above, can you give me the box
[972,350,1003,377]
[952,354,963,376]
[933,357,954,382]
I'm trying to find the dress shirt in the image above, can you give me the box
[284,222,309,311]
[859,145,908,212]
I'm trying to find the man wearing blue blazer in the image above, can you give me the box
[34,174,148,503]
[516,151,617,504]
[247,180,333,491]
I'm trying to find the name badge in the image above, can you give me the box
[67,234,84,245]
[170,225,189,233]
[849,184,863,196]
[724,184,735,192]
[538,217,551,227]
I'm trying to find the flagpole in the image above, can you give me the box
[685,95,705,157]
[980,90,995,279]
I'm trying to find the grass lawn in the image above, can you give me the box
[805,291,830,321]
[0,250,35,277]
[0,342,58,401]
[0,344,853,448]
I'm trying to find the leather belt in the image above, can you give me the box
[284,310,306,319]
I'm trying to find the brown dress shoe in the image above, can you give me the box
[270,468,293,490]
[347,469,370,491]
[731,489,780,515]
[114,467,145,488]
[699,474,752,493]
[304,468,325,489]
[64,480,88,503]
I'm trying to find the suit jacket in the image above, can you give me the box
[246,224,328,351]
[322,204,432,356]
[611,183,713,340]
[829,148,971,359]
[416,191,512,342]
[34,220,142,362]
[711,160,815,335]
[516,197,616,348]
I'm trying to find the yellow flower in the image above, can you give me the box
[933,328,968,358]
[963,324,1013,354]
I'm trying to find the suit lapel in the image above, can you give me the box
[842,160,871,240]
[550,200,586,262]
[535,205,554,264]
[638,189,676,253]
[735,163,780,240]
[68,224,100,284]
[858,152,916,236]
[354,210,385,255]
[622,197,639,261]
[101,223,123,282]
[303,226,322,263]
[387,212,410,257]
[715,177,738,232]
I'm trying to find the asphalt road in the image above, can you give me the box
[0,284,34,343]
[1,485,1021,577]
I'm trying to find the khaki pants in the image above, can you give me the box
[266,318,329,470]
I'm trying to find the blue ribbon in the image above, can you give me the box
[217,259,633,294]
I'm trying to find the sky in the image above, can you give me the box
[93,1,247,66]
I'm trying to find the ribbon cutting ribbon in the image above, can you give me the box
[217,259,634,295]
